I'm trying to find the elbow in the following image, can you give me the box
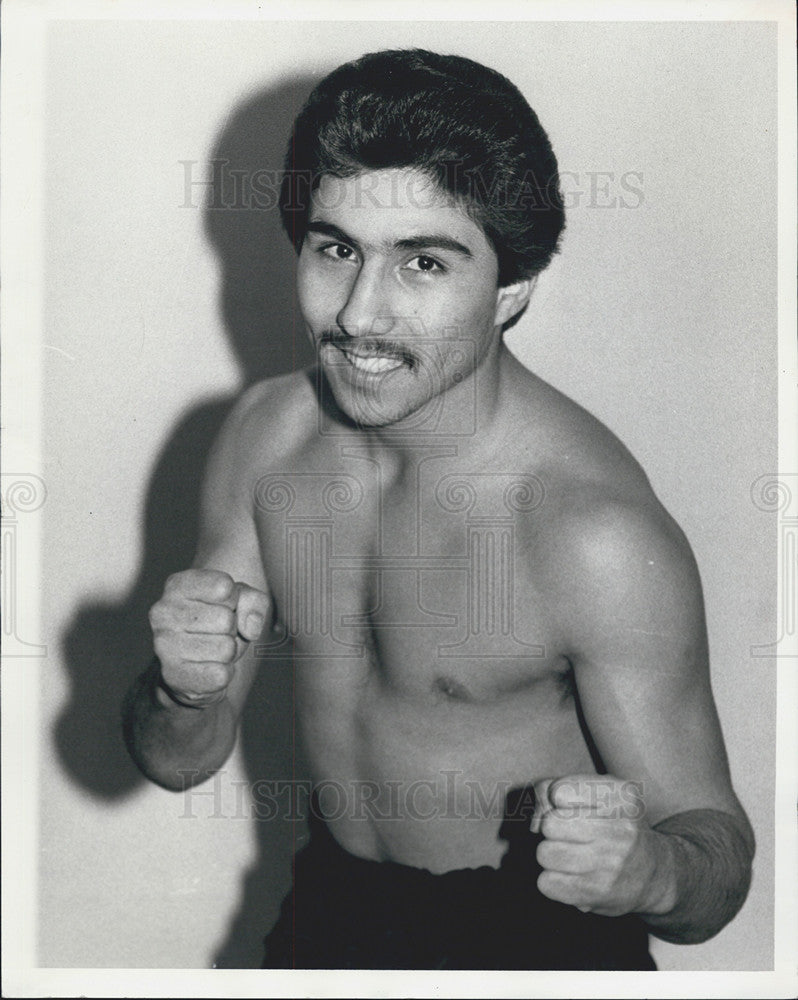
[654,860,754,945]
[123,724,225,792]
[122,715,221,792]
[124,738,220,792]
[649,884,750,944]
[143,765,216,793]
[647,808,755,945]
[648,879,752,944]
[739,812,756,863]
[121,675,236,791]
[649,923,721,946]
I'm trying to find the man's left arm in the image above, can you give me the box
[537,500,755,944]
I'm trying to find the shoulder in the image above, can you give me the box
[504,369,704,649]
[198,369,318,515]
[505,362,691,568]
[554,486,699,595]
[193,369,319,570]
[221,369,318,455]
[206,369,319,483]
[499,353,658,506]
[541,473,705,662]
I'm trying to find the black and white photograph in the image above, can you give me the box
[2,2,796,997]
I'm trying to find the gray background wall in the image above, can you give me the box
[34,18,777,972]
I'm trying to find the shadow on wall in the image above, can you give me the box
[56,76,318,967]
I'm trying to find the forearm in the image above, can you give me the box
[641,808,755,944]
[122,659,239,792]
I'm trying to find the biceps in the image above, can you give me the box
[193,533,268,595]
[572,642,739,825]
[191,391,268,594]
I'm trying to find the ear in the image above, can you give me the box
[494,277,536,328]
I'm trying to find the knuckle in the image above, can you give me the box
[190,568,215,593]
[535,840,550,867]
[164,572,185,594]
[540,812,556,839]
[215,634,237,662]
[152,636,168,662]
[160,658,178,682]
[161,664,191,693]
[196,662,229,692]
[537,870,558,900]
[153,629,178,655]
[553,776,585,808]
[533,776,552,801]
[212,662,234,689]
[207,570,234,598]
[238,586,269,617]
[537,840,562,870]
[217,605,236,634]
[549,778,566,807]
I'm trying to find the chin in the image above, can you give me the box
[322,374,421,429]
[334,394,421,429]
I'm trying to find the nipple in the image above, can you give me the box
[433,675,472,701]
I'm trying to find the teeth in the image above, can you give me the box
[342,351,403,374]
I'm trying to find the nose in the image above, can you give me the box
[336,263,396,340]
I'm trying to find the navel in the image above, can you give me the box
[556,662,577,703]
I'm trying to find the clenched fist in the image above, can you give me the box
[149,568,271,709]
[531,774,674,918]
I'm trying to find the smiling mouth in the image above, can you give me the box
[329,342,416,375]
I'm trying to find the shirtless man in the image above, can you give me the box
[124,49,754,970]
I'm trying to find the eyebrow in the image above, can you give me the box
[305,221,473,259]
[394,235,473,259]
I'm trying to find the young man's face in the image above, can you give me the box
[297,168,527,429]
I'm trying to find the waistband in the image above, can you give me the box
[294,786,654,968]
[300,785,543,892]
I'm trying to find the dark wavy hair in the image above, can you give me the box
[280,49,565,287]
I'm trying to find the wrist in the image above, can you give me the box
[151,658,228,711]
[637,828,679,917]
[155,675,222,710]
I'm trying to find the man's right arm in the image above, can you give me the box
[122,570,269,791]
[122,386,273,791]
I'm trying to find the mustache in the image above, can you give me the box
[319,332,419,371]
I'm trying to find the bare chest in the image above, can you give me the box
[253,444,567,702]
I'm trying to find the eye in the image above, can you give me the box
[405,255,445,274]
[321,243,357,262]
